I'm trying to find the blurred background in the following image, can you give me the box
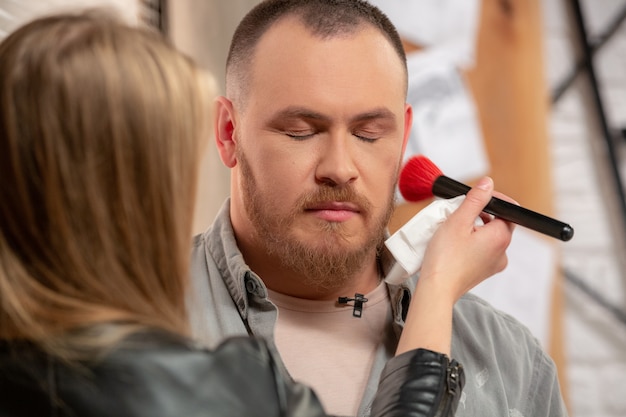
[1,1,625,416]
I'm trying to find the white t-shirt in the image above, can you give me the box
[268,282,392,417]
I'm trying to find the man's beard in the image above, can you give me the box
[238,149,397,291]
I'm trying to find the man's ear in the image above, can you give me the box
[215,96,238,168]
[401,103,413,157]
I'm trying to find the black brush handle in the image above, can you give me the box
[433,176,574,242]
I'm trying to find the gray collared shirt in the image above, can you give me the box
[188,200,568,417]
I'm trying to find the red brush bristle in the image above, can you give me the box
[399,155,444,202]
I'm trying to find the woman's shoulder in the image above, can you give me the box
[106,331,276,375]
[92,332,287,416]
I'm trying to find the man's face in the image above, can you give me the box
[229,18,411,287]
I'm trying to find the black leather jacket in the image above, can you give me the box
[0,331,464,417]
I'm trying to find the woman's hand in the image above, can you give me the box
[396,177,515,357]
[419,176,516,304]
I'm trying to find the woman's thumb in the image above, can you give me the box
[457,176,494,221]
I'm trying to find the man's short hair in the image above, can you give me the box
[226,0,408,107]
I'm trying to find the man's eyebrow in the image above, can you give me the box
[268,107,396,124]
[349,108,396,124]
[269,106,330,122]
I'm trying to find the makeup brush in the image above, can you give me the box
[398,155,575,242]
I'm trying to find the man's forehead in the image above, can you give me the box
[230,14,407,109]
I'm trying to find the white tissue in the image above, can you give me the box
[384,196,466,285]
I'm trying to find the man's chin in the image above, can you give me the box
[299,218,367,238]
[292,231,367,253]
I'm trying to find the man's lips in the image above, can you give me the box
[305,201,360,222]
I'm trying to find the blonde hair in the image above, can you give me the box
[0,11,214,360]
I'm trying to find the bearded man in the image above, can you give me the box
[188,1,568,417]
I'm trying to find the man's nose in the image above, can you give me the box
[314,131,359,187]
